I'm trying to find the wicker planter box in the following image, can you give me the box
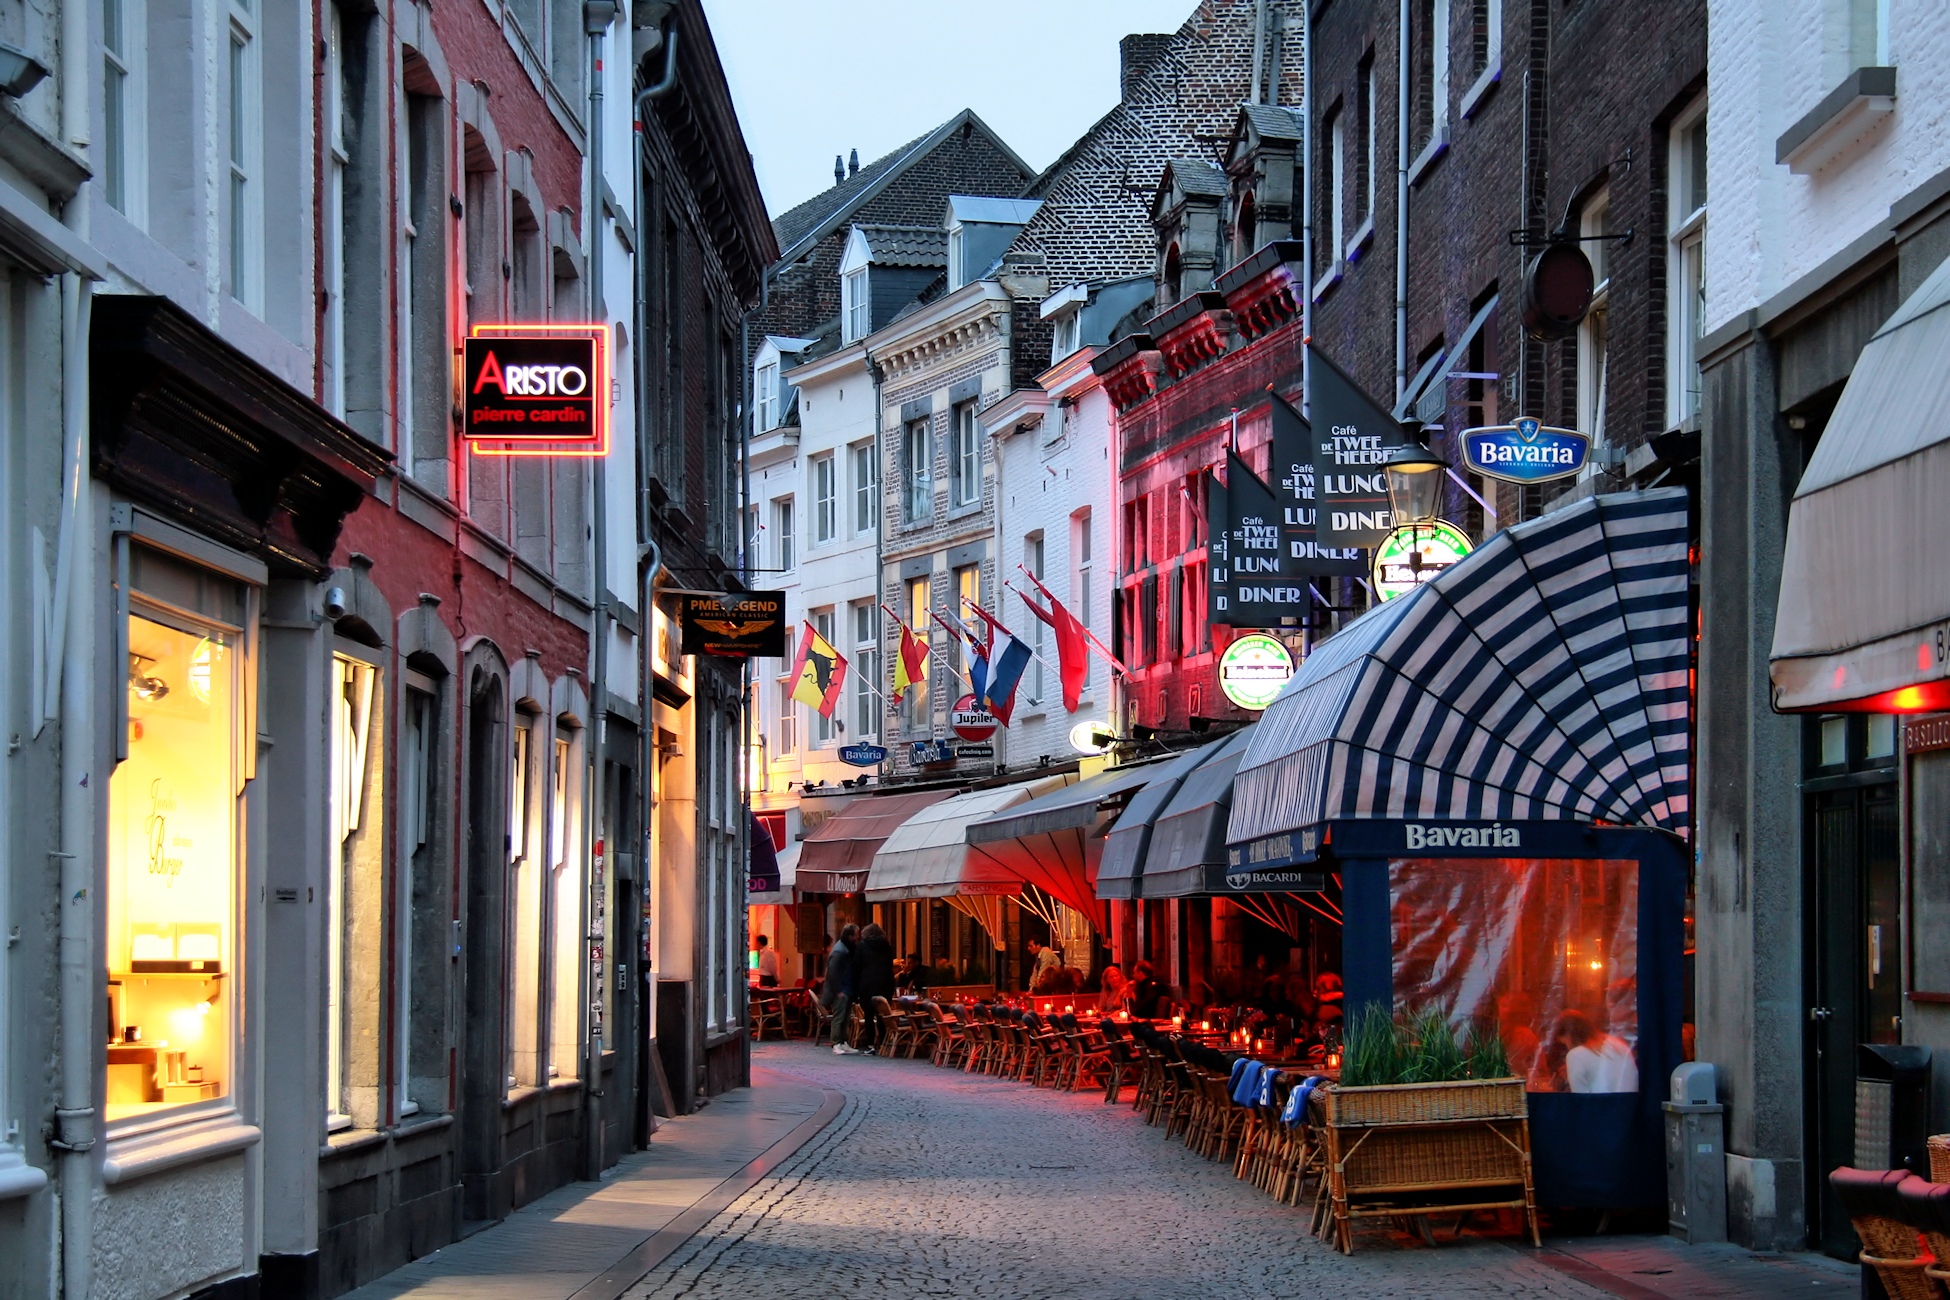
[1316,1078,1539,1254]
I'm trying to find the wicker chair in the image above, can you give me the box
[927,1003,969,1068]
[1895,1173,1950,1294]
[749,991,787,1042]
[1100,1036,1140,1105]
[1829,1168,1933,1300]
[870,997,913,1058]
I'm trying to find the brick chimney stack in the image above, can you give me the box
[1120,33,1173,102]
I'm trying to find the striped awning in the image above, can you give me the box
[865,776,1075,902]
[964,759,1177,917]
[1227,489,1691,860]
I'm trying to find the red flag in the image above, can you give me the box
[1016,585,1088,713]
[884,606,929,705]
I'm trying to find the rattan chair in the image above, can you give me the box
[1895,1172,1950,1294]
[749,991,788,1042]
[870,997,913,1058]
[1829,1168,1932,1300]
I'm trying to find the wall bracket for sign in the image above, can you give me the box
[461,323,610,457]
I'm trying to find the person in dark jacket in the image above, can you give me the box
[822,924,859,1052]
[852,923,897,1054]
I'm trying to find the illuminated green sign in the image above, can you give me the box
[1371,520,1474,601]
[1218,634,1296,711]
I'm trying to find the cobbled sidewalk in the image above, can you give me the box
[630,1042,1829,1300]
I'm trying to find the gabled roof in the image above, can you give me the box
[1235,102,1305,144]
[770,109,1033,264]
[855,224,949,268]
[1162,158,1229,199]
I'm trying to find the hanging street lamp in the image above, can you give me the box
[1384,419,1447,528]
[1373,421,1473,601]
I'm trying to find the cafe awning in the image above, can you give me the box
[865,776,1074,903]
[1134,729,1256,897]
[1228,489,1692,861]
[1097,735,1245,899]
[748,840,799,906]
[797,789,954,894]
[964,761,1177,917]
[1771,254,1950,711]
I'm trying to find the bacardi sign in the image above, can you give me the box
[463,325,609,457]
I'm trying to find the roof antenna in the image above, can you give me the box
[849,148,860,177]
[834,154,844,185]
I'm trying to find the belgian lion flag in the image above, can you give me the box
[789,621,848,719]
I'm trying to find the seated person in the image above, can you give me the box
[752,935,781,988]
[894,953,928,996]
[1128,961,1167,1019]
[1098,962,1128,1013]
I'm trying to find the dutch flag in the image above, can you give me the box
[969,604,1032,726]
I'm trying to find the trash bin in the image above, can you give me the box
[1857,1044,1933,1175]
[1665,1061,1727,1243]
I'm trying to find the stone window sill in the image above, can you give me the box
[1344,217,1375,264]
[1461,64,1500,120]
[103,1111,260,1185]
[0,1147,46,1199]
[1407,128,1449,187]
[1777,65,1896,175]
[1311,262,1343,304]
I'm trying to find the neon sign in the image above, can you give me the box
[462,324,609,457]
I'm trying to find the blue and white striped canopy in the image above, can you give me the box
[1227,489,1691,849]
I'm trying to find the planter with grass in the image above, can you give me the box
[1316,1006,1540,1253]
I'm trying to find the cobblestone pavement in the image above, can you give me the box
[623,1043,1684,1300]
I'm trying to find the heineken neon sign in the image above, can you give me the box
[1371,520,1474,601]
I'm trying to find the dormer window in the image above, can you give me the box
[843,268,869,343]
[947,225,964,291]
[755,360,779,431]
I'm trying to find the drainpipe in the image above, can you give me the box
[1249,0,1269,105]
[583,0,618,1184]
[1395,0,1411,401]
[53,271,96,1300]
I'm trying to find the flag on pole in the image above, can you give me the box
[884,605,929,705]
[967,604,1033,725]
[931,608,989,703]
[1014,582,1089,713]
[789,622,848,719]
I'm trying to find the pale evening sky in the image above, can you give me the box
[701,0,1201,219]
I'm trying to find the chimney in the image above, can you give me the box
[849,148,859,177]
[834,154,844,185]
[1119,33,1172,102]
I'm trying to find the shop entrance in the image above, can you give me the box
[459,670,509,1221]
[1804,713,1900,1257]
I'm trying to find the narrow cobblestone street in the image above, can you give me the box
[621,1045,1854,1300]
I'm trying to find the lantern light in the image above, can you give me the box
[1385,421,1448,528]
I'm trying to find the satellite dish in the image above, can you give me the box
[1521,243,1595,341]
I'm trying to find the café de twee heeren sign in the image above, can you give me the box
[462,325,608,456]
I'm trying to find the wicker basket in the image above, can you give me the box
[1929,1134,1950,1183]
[1321,1077,1528,1127]
[1337,1121,1529,1193]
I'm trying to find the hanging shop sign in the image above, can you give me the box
[679,591,787,659]
[1068,720,1114,755]
[1460,417,1589,484]
[951,694,999,742]
[1307,347,1408,549]
[837,742,889,767]
[462,325,609,456]
[1371,521,1475,601]
[910,739,957,766]
[1218,633,1296,710]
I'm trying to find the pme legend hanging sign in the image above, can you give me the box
[1460,417,1588,484]
[463,325,609,456]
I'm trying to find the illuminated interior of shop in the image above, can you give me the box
[106,608,239,1120]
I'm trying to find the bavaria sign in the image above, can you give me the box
[837,743,888,768]
[1218,633,1295,711]
[462,325,609,457]
[1460,417,1588,484]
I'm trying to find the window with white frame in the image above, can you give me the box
[851,441,877,533]
[947,225,965,290]
[904,574,931,734]
[1071,509,1093,633]
[755,360,779,432]
[547,726,580,1080]
[1669,99,1708,426]
[843,268,869,343]
[812,608,838,744]
[772,497,795,572]
[1052,311,1081,362]
[397,676,436,1115]
[103,0,146,222]
[1411,0,1450,158]
[902,417,931,522]
[1024,532,1046,705]
[1578,189,1612,451]
[225,0,262,310]
[852,600,878,740]
[950,402,980,508]
[812,453,836,544]
[1463,0,1501,113]
[1328,104,1347,257]
[776,680,797,756]
[327,649,381,1130]
[322,4,347,416]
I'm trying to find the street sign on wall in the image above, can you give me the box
[1460,417,1589,484]
[462,325,608,456]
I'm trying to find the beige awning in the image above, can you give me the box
[865,776,1074,902]
[1772,254,1950,712]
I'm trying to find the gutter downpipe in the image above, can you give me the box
[632,11,677,1116]
[583,0,619,1183]
[1299,1,1315,651]
[1250,0,1269,105]
[1395,0,1411,401]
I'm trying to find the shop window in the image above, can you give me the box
[1910,747,1950,996]
[548,726,582,1079]
[397,676,438,1115]
[107,551,251,1123]
[904,575,931,735]
[327,649,384,1129]
[508,711,543,1089]
[1390,857,1641,1094]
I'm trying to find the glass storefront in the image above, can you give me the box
[106,548,250,1121]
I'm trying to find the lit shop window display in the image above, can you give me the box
[106,567,248,1120]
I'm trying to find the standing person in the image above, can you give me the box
[853,923,897,1054]
[753,934,781,988]
[823,924,859,1053]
